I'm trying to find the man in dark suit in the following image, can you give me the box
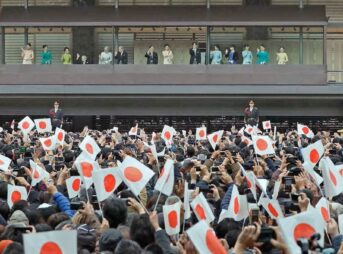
[49,101,64,129]
[244,100,260,126]
[114,46,128,64]
[144,45,158,64]
[189,42,201,64]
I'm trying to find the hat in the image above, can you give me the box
[0,240,13,254]
[8,210,29,226]
[99,229,123,252]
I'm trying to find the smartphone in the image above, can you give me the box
[211,166,219,172]
[291,193,300,202]
[257,227,276,243]
[220,151,226,156]
[282,176,295,193]
[195,166,201,172]
[249,208,259,224]
[70,202,84,210]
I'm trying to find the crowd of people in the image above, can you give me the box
[20,42,288,65]
[0,106,342,254]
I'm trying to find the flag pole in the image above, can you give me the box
[153,191,163,211]
[136,194,150,214]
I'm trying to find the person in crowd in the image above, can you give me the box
[40,45,52,65]
[256,44,269,64]
[99,46,113,65]
[244,99,259,126]
[225,45,239,64]
[144,46,158,65]
[242,44,253,65]
[61,47,72,65]
[75,53,82,64]
[81,55,89,64]
[21,43,34,65]
[276,46,289,65]
[114,46,128,64]
[162,44,173,65]
[2,114,343,254]
[49,101,63,129]
[189,41,201,64]
[210,45,222,65]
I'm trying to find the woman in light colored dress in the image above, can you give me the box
[242,44,253,65]
[162,44,173,64]
[276,46,289,64]
[21,43,34,64]
[210,45,222,65]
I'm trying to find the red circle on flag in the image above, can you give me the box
[124,167,143,182]
[22,121,30,130]
[246,178,252,188]
[195,204,206,220]
[199,130,205,138]
[11,191,21,203]
[72,178,81,192]
[329,170,337,186]
[243,139,249,145]
[40,241,62,254]
[302,127,309,135]
[268,203,279,218]
[85,143,94,154]
[321,207,329,222]
[33,169,40,179]
[340,169,343,177]
[248,128,252,133]
[309,149,319,164]
[164,131,171,140]
[0,160,4,166]
[168,210,178,228]
[212,134,218,143]
[256,139,268,151]
[57,132,64,141]
[205,229,227,254]
[39,121,47,129]
[233,196,240,214]
[265,122,270,128]
[80,162,93,178]
[104,174,116,192]
[293,223,315,240]
[44,139,52,147]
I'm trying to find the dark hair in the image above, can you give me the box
[148,45,153,49]
[164,44,169,48]
[0,226,24,244]
[42,45,47,49]
[34,223,52,232]
[144,243,163,254]
[22,207,42,226]
[192,41,198,46]
[3,242,24,254]
[11,200,29,214]
[27,43,31,47]
[64,47,69,52]
[244,44,249,48]
[47,212,69,229]
[102,198,127,228]
[130,214,155,248]
[260,44,265,48]
[114,240,142,254]
[0,182,8,200]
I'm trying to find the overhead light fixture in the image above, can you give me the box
[306,27,310,31]
[187,27,191,31]
[37,27,41,31]
[222,27,225,31]
[128,27,131,31]
[293,27,297,31]
[61,27,64,31]
[199,27,202,31]
[104,27,107,31]
[49,27,53,31]
[281,27,285,31]
[164,27,167,31]
[152,27,156,31]
[140,27,144,31]
[233,27,237,31]
[13,28,16,32]
[176,27,179,31]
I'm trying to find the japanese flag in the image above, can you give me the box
[30,160,49,186]
[154,159,174,196]
[34,118,52,133]
[161,125,175,143]
[244,125,254,136]
[93,167,123,202]
[196,127,207,141]
[272,180,281,200]
[227,185,249,221]
[191,193,215,224]
[23,230,77,254]
[241,135,253,147]
[163,201,181,236]
[55,127,65,145]
[74,153,100,189]
[18,116,35,133]
[258,196,284,219]
[301,140,324,168]
[79,135,100,161]
[184,181,191,220]
[207,130,224,150]
[278,208,324,254]
[66,176,82,199]
[303,161,323,186]
[315,197,330,226]
[40,136,57,151]
[10,119,15,130]
[245,171,257,201]
[187,220,227,254]
[238,127,245,135]
[321,157,343,198]
[252,135,275,156]
[7,184,28,209]
[119,155,154,196]
[297,123,314,139]
[262,120,271,130]
[129,124,138,136]
[0,154,11,172]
